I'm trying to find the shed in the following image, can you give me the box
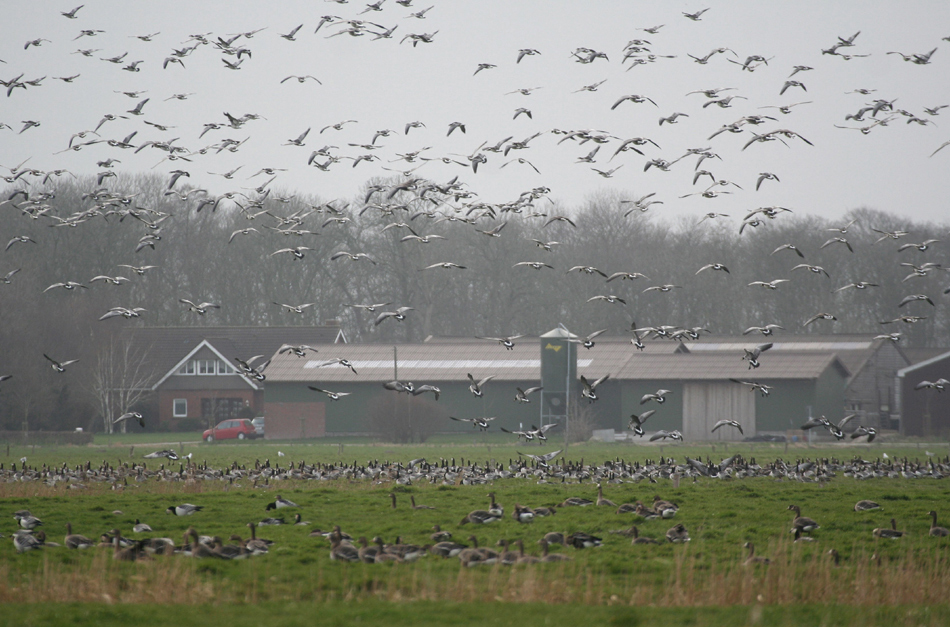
[897,350,950,437]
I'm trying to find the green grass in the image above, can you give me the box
[2,602,949,627]
[2,440,950,625]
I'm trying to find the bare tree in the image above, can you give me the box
[88,335,155,433]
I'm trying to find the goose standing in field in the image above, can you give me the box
[788,504,819,535]
[596,484,616,507]
[460,505,502,525]
[245,523,272,554]
[411,496,435,510]
[743,542,770,565]
[854,500,880,512]
[329,528,360,562]
[630,526,659,545]
[928,511,949,536]
[17,513,43,529]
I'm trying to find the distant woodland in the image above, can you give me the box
[0,173,947,430]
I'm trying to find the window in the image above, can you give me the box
[197,359,216,375]
[177,360,196,375]
[217,360,235,374]
[173,398,187,417]
[201,398,244,419]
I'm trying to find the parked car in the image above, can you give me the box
[251,417,265,437]
[203,418,257,442]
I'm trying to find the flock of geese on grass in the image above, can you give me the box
[11,488,948,566]
[4,450,950,489]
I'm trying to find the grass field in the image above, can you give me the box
[2,437,950,626]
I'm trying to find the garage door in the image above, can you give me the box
[682,382,755,441]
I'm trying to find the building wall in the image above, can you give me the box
[620,382,685,432]
[845,343,908,428]
[264,401,326,438]
[264,380,547,436]
[157,388,259,428]
[900,357,950,437]
[683,382,755,441]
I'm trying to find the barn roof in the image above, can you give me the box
[612,351,850,381]
[123,325,345,386]
[264,338,848,384]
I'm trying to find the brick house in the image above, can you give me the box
[124,325,345,430]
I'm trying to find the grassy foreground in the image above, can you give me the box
[2,601,949,627]
[2,439,950,626]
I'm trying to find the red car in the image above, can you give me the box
[203,419,258,442]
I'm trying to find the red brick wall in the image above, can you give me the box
[157,389,260,428]
[263,401,326,439]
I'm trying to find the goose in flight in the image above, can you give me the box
[278,344,318,358]
[741,343,772,368]
[44,354,79,372]
[281,75,322,84]
[803,312,837,327]
[284,127,311,146]
[791,263,829,278]
[273,302,315,314]
[467,373,495,397]
[516,49,540,63]
[898,294,935,307]
[711,420,744,434]
[743,324,784,336]
[450,415,495,431]
[628,410,655,436]
[513,261,554,270]
[649,430,682,441]
[587,294,626,305]
[476,335,525,350]
[581,375,609,402]
[331,251,376,264]
[683,8,710,20]
[44,281,87,292]
[611,94,657,109]
[313,358,358,374]
[729,378,772,396]
[641,389,671,405]
[345,302,392,313]
[514,386,543,403]
[517,449,562,466]
[374,306,414,326]
[114,412,145,428]
[99,307,146,320]
[308,386,351,401]
[179,299,220,315]
[568,329,607,349]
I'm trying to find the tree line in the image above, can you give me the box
[0,172,947,431]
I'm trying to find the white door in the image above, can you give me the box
[682,382,755,441]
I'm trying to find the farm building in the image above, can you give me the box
[684,334,909,430]
[897,350,950,437]
[123,325,345,430]
[262,328,855,442]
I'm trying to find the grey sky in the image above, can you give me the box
[2,1,949,224]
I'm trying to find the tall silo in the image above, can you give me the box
[539,325,577,432]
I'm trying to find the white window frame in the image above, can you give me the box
[197,359,216,375]
[217,360,235,375]
[177,360,196,375]
[173,398,187,417]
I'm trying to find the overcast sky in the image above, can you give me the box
[3,1,949,225]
